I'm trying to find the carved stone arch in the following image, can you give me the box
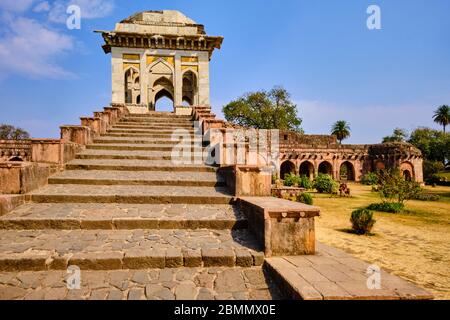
[280,160,296,179]
[339,161,355,181]
[318,161,333,176]
[400,161,415,181]
[148,59,175,110]
[182,69,198,106]
[299,161,315,180]
[124,66,141,104]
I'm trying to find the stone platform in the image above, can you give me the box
[265,242,433,300]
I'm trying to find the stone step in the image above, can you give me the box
[103,132,198,138]
[48,170,224,187]
[75,150,203,161]
[113,124,194,130]
[119,118,193,124]
[108,128,196,134]
[126,112,191,118]
[0,229,263,271]
[86,143,206,152]
[93,138,203,145]
[0,203,246,230]
[0,267,282,300]
[117,121,195,127]
[29,185,233,204]
[65,159,216,172]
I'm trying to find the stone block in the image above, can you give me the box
[202,248,235,267]
[182,249,202,267]
[123,249,165,269]
[165,248,183,268]
[69,252,123,270]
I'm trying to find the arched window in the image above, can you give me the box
[154,89,174,112]
[340,161,355,181]
[318,161,333,176]
[182,70,198,106]
[299,161,314,180]
[280,161,296,179]
[124,67,140,104]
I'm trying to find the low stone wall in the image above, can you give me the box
[238,197,320,256]
[0,162,59,195]
[218,165,272,197]
[272,187,306,200]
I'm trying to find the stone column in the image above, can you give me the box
[198,52,210,106]
[111,48,125,104]
[174,54,182,107]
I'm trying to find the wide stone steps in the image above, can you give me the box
[48,170,223,187]
[108,128,196,134]
[29,185,233,204]
[120,117,192,123]
[0,229,263,271]
[65,159,216,172]
[104,132,198,138]
[113,124,194,130]
[93,137,203,145]
[0,203,246,230]
[86,143,203,151]
[75,150,203,161]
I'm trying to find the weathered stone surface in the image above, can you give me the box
[166,248,183,268]
[214,269,246,293]
[175,283,198,300]
[202,248,235,267]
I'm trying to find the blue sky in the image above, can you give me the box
[0,0,449,143]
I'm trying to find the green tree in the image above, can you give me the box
[408,127,450,165]
[331,120,351,144]
[382,128,408,143]
[222,86,302,131]
[433,105,450,133]
[0,124,30,140]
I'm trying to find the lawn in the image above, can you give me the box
[311,183,450,300]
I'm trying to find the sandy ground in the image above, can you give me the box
[314,184,450,300]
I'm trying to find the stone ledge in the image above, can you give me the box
[238,197,320,256]
[264,243,434,300]
[0,195,26,217]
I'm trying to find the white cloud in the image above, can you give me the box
[33,1,51,12]
[0,17,75,79]
[0,0,36,12]
[48,0,114,23]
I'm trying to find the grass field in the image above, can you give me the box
[311,183,450,300]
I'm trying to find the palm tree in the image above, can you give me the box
[331,120,351,144]
[433,105,450,133]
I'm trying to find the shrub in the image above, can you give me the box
[411,193,440,201]
[361,172,379,186]
[350,209,376,235]
[298,175,312,189]
[297,193,313,205]
[313,173,338,194]
[367,202,404,213]
[283,173,299,187]
[377,169,422,204]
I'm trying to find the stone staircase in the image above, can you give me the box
[0,112,281,300]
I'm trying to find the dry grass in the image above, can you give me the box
[312,183,450,300]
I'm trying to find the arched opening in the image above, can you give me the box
[154,89,174,112]
[124,67,140,104]
[318,161,333,176]
[182,70,198,106]
[8,156,23,162]
[375,161,385,171]
[148,60,174,110]
[340,161,355,181]
[400,161,415,182]
[403,170,412,181]
[299,161,314,180]
[280,161,296,179]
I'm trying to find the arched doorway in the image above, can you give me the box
[400,161,415,182]
[124,67,140,104]
[154,89,174,112]
[182,70,198,106]
[299,161,314,180]
[148,59,174,110]
[318,161,333,176]
[340,161,355,181]
[280,161,296,179]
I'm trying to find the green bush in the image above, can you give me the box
[283,173,299,187]
[297,193,313,205]
[411,193,440,201]
[361,172,379,186]
[313,173,338,194]
[350,209,376,235]
[367,202,404,213]
[298,175,312,189]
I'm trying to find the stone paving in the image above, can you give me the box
[265,242,433,300]
[0,229,263,271]
[0,267,283,300]
[48,170,222,187]
[0,203,247,230]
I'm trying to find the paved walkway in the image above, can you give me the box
[265,242,433,300]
